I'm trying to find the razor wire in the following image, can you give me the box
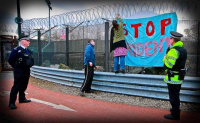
[21,1,200,31]
[1,1,199,34]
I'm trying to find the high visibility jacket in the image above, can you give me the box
[162,41,187,84]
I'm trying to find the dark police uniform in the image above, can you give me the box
[163,31,187,120]
[8,36,34,109]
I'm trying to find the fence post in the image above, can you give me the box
[66,26,69,66]
[37,30,42,66]
[105,22,109,72]
[197,21,200,76]
[83,26,85,68]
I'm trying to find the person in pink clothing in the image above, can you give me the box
[110,14,127,73]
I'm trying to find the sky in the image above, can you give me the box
[0,0,199,24]
[0,0,137,25]
[0,0,158,36]
[0,0,199,36]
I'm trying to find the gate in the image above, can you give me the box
[0,35,17,71]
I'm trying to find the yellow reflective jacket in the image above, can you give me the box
[162,41,184,84]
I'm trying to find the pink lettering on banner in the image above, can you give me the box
[161,37,171,48]
[127,44,136,56]
[136,43,144,56]
[145,41,153,56]
[126,37,170,57]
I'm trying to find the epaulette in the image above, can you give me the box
[14,46,19,50]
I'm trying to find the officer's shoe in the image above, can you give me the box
[19,99,31,103]
[9,104,17,110]
[164,114,180,120]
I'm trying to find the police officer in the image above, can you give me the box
[162,31,187,120]
[8,36,34,110]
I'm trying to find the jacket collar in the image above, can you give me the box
[173,41,183,47]
[88,43,94,47]
[20,45,26,49]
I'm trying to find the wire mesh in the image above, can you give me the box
[1,1,199,76]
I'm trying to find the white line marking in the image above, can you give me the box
[0,91,76,112]
[30,98,76,112]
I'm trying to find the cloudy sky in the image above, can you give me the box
[0,0,199,36]
[0,0,199,25]
[0,0,135,25]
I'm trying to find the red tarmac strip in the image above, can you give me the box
[0,72,200,123]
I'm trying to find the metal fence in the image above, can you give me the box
[11,1,198,77]
[27,19,200,77]
[31,66,200,103]
[0,42,1,70]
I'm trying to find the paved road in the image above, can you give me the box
[0,71,200,123]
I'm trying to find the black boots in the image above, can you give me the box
[164,114,180,120]
[164,108,180,120]
[9,99,31,110]
[9,104,17,110]
[19,99,31,103]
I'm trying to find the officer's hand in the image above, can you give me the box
[89,62,93,66]
[94,66,99,69]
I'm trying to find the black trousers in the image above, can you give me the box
[167,83,181,114]
[81,65,94,92]
[9,68,30,104]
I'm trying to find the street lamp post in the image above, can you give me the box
[16,0,23,39]
[42,0,52,64]
[45,0,52,43]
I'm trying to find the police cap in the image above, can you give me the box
[19,35,30,42]
[170,31,183,39]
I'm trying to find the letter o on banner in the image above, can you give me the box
[146,21,155,36]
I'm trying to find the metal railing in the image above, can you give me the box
[31,66,200,103]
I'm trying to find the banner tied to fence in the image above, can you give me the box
[123,12,177,67]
